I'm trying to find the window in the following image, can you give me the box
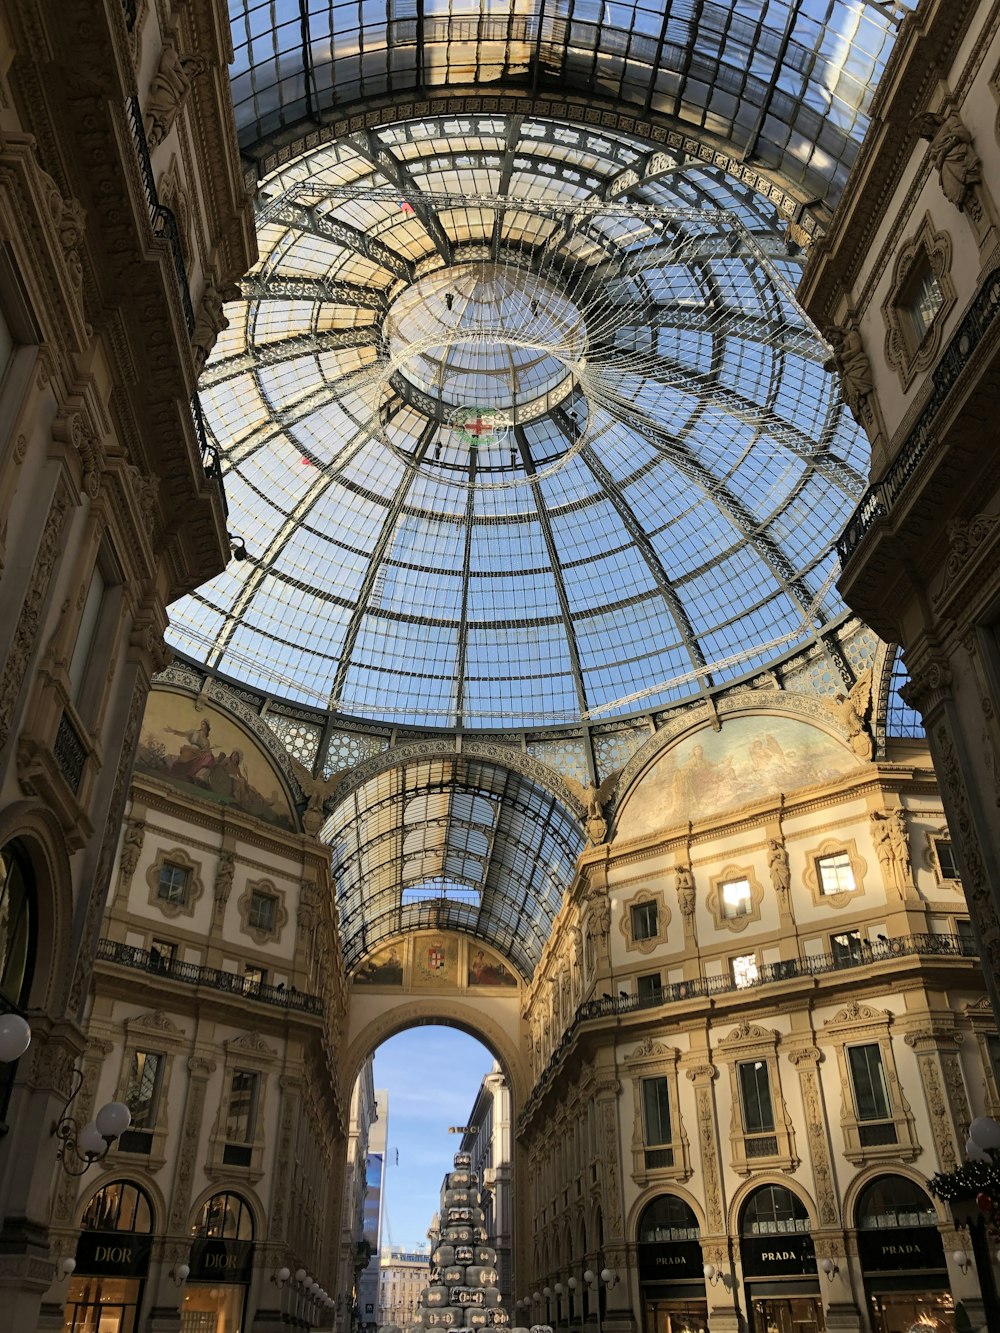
[80,1180,153,1233]
[123,1051,163,1129]
[67,564,107,707]
[817,852,855,896]
[730,953,759,989]
[737,1061,775,1136]
[831,929,864,966]
[636,972,662,1004]
[740,1185,809,1236]
[642,1077,671,1148]
[848,1043,896,1144]
[195,1191,255,1240]
[247,889,277,932]
[157,863,189,906]
[225,1070,258,1144]
[631,901,658,941]
[856,1175,936,1230]
[933,837,960,881]
[900,255,944,348]
[149,938,176,969]
[957,918,977,953]
[637,1195,700,1243]
[243,964,267,989]
[720,877,752,919]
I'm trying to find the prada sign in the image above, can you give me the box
[637,1241,704,1282]
[857,1227,946,1274]
[75,1230,153,1277]
[740,1233,815,1277]
[188,1238,255,1283]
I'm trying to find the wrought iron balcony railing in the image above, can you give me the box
[96,938,323,1014]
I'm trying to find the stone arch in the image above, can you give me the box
[626,1183,708,1243]
[726,1173,820,1239]
[0,800,73,1015]
[840,1163,949,1229]
[343,997,530,1122]
[73,1171,165,1234]
[187,1182,267,1240]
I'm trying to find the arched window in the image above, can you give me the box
[193,1191,254,1241]
[0,841,35,1006]
[80,1180,154,1234]
[637,1195,700,1243]
[740,1185,810,1235]
[856,1175,937,1229]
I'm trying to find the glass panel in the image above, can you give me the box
[848,1044,891,1121]
[247,892,276,930]
[856,1175,936,1229]
[641,1077,671,1146]
[750,1297,825,1333]
[225,1072,258,1143]
[720,877,751,919]
[124,1052,162,1129]
[80,1183,153,1234]
[731,954,759,989]
[830,930,863,966]
[741,1185,809,1236]
[157,865,189,904]
[180,1283,246,1333]
[631,902,658,941]
[63,1276,142,1333]
[737,1062,774,1135]
[817,852,855,895]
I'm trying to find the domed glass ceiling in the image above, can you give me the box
[228,0,914,212]
[168,114,872,729]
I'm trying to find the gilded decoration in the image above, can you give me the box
[801,836,868,909]
[144,845,204,920]
[618,887,670,955]
[706,863,764,933]
[882,212,956,389]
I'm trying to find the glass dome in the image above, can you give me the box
[167,113,872,730]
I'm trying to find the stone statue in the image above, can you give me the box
[290,757,347,833]
[564,770,621,846]
[192,279,237,373]
[914,110,982,211]
[145,42,209,148]
[826,669,873,761]
[675,864,695,918]
[767,838,791,907]
[825,323,873,424]
[214,850,235,905]
[887,809,911,881]
[119,818,145,882]
[870,811,898,893]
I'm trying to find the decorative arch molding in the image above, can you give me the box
[243,92,823,239]
[329,736,585,822]
[187,1181,268,1238]
[609,688,864,833]
[625,1183,708,1243]
[74,1171,166,1233]
[343,997,530,1111]
[0,799,73,1014]
[725,1172,820,1240]
[839,1162,948,1230]
[153,665,306,823]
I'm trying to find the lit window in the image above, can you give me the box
[817,852,855,896]
[247,890,277,931]
[730,953,758,989]
[631,901,658,941]
[243,964,267,989]
[831,930,864,966]
[848,1044,891,1121]
[720,877,752,919]
[157,863,189,905]
[900,255,944,348]
[150,937,176,968]
[226,1070,259,1143]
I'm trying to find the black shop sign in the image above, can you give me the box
[740,1233,815,1277]
[188,1238,255,1283]
[637,1240,704,1282]
[75,1230,153,1277]
[857,1227,946,1274]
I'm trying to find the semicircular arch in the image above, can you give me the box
[726,1173,820,1239]
[841,1163,949,1229]
[626,1184,707,1243]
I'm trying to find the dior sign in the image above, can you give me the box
[75,1231,152,1277]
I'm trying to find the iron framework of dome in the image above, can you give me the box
[168,113,873,731]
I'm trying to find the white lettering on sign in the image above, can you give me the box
[94,1246,135,1264]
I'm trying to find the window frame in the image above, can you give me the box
[718,1021,797,1175]
[822,1002,918,1164]
[619,889,669,954]
[624,1038,689,1184]
[816,851,856,897]
[145,847,204,920]
[708,864,764,932]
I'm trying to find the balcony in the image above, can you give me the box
[95,938,322,1014]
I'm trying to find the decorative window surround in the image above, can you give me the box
[111,1010,188,1174]
[619,888,670,954]
[803,838,868,909]
[821,1000,919,1165]
[624,1036,691,1186]
[707,864,764,932]
[717,1021,798,1177]
[882,213,956,389]
[145,846,204,919]
[205,1031,277,1184]
[927,828,961,888]
[237,877,288,945]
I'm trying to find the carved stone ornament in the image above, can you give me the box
[562,771,620,846]
[901,657,952,719]
[145,40,209,148]
[119,817,146,883]
[882,214,956,390]
[824,321,873,424]
[824,668,873,760]
[936,514,1000,605]
[914,110,982,213]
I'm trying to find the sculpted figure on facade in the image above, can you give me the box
[914,109,982,211]
[767,838,791,908]
[119,818,146,882]
[675,863,695,919]
[870,812,902,897]
[564,771,620,846]
[145,41,209,148]
[214,850,236,905]
[825,322,873,424]
[291,757,347,833]
[887,809,912,884]
[192,278,239,373]
[826,669,873,760]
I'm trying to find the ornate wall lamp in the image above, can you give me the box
[168,1263,190,1286]
[819,1257,839,1281]
[49,1068,131,1174]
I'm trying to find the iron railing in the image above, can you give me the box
[54,712,87,793]
[837,265,1000,567]
[520,932,979,1124]
[96,938,323,1014]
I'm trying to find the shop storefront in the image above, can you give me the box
[63,1181,154,1333]
[637,1197,707,1333]
[181,1191,255,1333]
[855,1176,955,1333]
[739,1186,824,1333]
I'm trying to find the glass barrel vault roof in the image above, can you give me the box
[227,0,915,211]
[168,114,872,730]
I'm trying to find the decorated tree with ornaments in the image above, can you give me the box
[379,1151,549,1333]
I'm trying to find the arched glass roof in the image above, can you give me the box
[168,113,872,729]
[228,0,914,211]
